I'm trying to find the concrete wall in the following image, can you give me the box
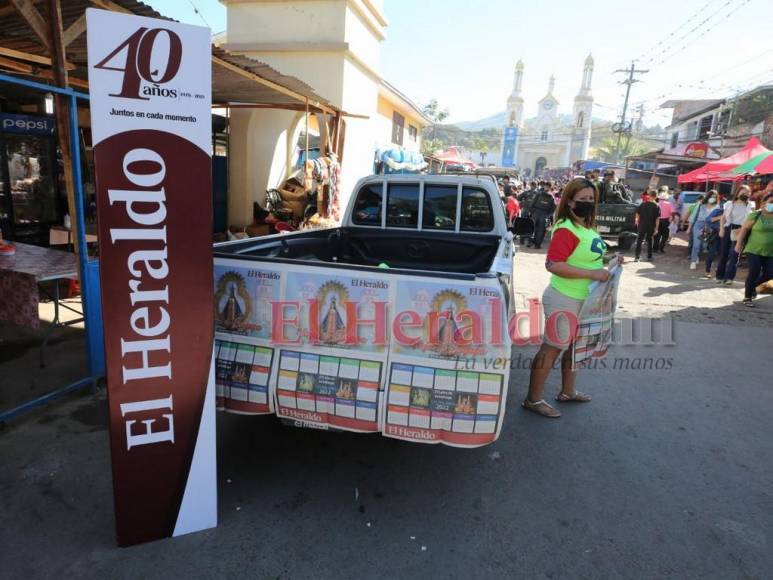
[222,0,424,223]
[344,3,382,71]
[227,108,302,228]
[338,56,379,209]
[375,93,423,152]
[227,1,347,46]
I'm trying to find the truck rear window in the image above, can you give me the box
[387,184,419,228]
[352,183,382,226]
[423,185,457,230]
[461,187,493,231]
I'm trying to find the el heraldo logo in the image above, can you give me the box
[95,27,182,100]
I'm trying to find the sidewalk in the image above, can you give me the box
[513,233,773,328]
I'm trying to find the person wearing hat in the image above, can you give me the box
[529,183,557,249]
[654,188,675,253]
[600,170,615,204]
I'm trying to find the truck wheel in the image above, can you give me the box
[618,232,635,252]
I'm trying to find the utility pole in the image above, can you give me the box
[718,90,740,157]
[613,62,649,164]
[634,104,645,133]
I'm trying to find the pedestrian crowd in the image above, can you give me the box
[501,171,773,309]
[682,181,773,306]
[517,175,772,419]
[615,178,773,307]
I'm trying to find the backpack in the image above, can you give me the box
[532,193,554,213]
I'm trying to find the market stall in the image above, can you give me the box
[677,137,770,184]
[433,147,478,172]
[0,72,99,424]
[0,0,346,424]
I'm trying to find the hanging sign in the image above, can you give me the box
[685,142,709,158]
[87,8,215,546]
[0,113,56,135]
[502,126,518,167]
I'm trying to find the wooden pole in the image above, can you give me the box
[332,112,341,156]
[46,0,81,259]
[337,118,346,165]
[0,55,88,89]
[10,0,51,50]
[305,98,309,162]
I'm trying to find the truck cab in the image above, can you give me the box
[344,174,517,311]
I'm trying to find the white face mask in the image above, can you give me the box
[708,197,717,204]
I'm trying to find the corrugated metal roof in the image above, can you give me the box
[0,0,337,111]
[211,45,333,111]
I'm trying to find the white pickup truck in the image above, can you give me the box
[212,174,522,447]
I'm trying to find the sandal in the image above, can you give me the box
[555,391,592,403]
[522,398,561,418]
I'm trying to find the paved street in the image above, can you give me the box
[1,237,772,579]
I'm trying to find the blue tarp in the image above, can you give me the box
[581,160,619,171]
[375,147,427,174]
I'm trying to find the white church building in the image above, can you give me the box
[500,55,594,175]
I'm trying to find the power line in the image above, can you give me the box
[631,0,719,65]
[650,0,755,68]
[696,47,773,84]
[186,0,211,28]
[628,48,773,107]
[640,0,738,66]
[629,68,771,109]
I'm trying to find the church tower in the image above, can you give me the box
[501,59,524,167]
[569,54,594,165]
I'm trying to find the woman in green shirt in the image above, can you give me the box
[524,178,624,418]
[735,191,773,307]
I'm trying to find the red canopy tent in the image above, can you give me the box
[677,137,770,184]
[738,152,773,175]
[435,147,477,169]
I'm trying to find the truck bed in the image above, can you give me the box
[214,227,501,275]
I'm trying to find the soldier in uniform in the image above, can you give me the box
[529,184,558,249]
[518,181,539,246]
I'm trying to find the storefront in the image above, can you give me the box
[0,109,63,244]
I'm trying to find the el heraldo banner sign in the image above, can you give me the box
[87,8,216,546]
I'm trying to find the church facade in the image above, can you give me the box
[500,55,594,175]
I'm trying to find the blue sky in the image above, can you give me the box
[146,0,772,126]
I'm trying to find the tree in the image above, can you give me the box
[591,135,651,163]
[423,98,450,141]
[472,137,490,165]
[421,138,444,156]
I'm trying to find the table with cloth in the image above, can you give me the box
[0,243,81,365]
